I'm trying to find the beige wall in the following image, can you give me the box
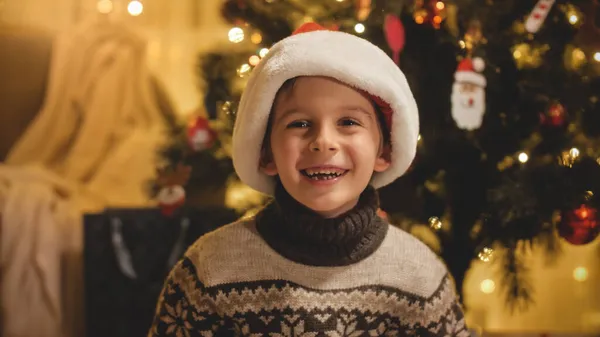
[0,0,232,116]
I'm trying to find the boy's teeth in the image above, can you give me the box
[301,169,347,180]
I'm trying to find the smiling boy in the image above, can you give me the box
[149,23,469,337]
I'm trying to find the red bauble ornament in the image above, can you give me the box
[540,103,567,127]
[187,117,217,152]
[558,204,599,245]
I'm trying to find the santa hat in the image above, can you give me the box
[232,22,419,195]
[454,57,486,87]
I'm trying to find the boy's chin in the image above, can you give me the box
[297,196,358,218]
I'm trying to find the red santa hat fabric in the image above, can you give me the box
[454,58,486,87]
[232,22,419,195]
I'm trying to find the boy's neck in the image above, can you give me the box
[255,183,388,266]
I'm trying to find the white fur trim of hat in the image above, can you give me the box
[232,23,420,195]
[454,71,487,87]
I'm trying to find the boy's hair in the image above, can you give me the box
[260,77,392,168]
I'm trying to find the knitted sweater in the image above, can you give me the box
[148,185,469,337]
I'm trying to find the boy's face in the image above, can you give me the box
[261,76,391,218]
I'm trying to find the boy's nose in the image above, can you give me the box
[309,128,339,152]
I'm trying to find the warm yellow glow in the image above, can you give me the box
[512,43,547,69]
[518,152,529,163]
[354,23,365,34]
[259,48,269,58]
[573,267,588,282]
[226,181,266,212]
[594,52,600,62]
[459,40,466,49]
[513,50,522,59]
[127,0,143,16]
[569,14,579,25]
[97,0,113,13]
[415,16,425,24]
[336,0,344,2]
[417,134,422,141]
[436,1,445,10]
[433,15,442,25]
[573,48,586,61]
[250,32,262,44]
[480,279,495,294]
[249,55,260,66]
[228,27,245,43]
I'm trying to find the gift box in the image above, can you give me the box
[83,206,238,337]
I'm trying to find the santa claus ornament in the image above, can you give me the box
[156,163,192,216]
[187,116,217,152]
[451,57,487,130]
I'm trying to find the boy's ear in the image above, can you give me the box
[374,143,392,173]
[259,148,278,176]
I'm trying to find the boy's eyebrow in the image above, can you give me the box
[340,105,375,120]
[274,108,302,123]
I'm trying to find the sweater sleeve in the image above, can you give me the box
[448,296,470,337]
[147,258,227,337]
[419,273,471,337]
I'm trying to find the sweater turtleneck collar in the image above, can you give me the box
[255,181,388,266]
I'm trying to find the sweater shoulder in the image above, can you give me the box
[382,225,450,297]
[183,219,265,282]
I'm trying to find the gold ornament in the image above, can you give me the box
[478,247,494,262]
[428,216,443,230]
[558,147,580,167]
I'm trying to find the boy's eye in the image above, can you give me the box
[339,118,361,127]
[287,120,310,128]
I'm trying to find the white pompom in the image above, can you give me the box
[472,57,485,72]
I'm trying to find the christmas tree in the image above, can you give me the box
[159,0,600,312]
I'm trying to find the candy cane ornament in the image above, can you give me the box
[525,0,556,34]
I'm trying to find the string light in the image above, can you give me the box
[436,1,445,10]
[569,147,580,158]
[569,14,579,25]
[97,0,113,13]
[228,27,245,43]
[480,279,495,294]
[249,55,260,66]
[573,267,588,282]
[259,48,269,58]
[518,152,529,163]
[354,23,365,34]
[594,52,600,62]
[250,32,262,44]
[127,0,143,16]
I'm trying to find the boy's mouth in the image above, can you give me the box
[300,168,349,180]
